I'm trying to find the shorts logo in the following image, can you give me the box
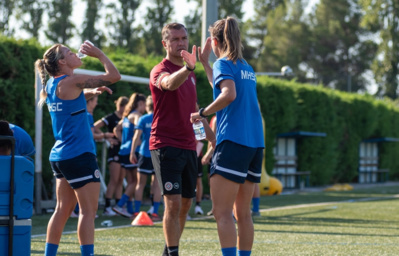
[165,182,173,191]
[114,155,119,161]
[174,182,179,189]
[94,169,100,179]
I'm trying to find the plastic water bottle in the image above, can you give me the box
[77,40,94,59]
[193,120,206,140]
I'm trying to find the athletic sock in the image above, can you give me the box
[134,200,142,213]
[117,194,129,207]
[80,244,94,256]
[162,244,169,256]
[105,198,111,208]
[221,247,236,256]
[167,246,179,256]
[126,200,134,214]
[196,202,201,206]
[252,197,260,213]
[238,249,251,256]
[153,202,161,214]
[44,243,58,256]
[115,198,120,205]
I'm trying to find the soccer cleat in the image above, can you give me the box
[207,209,213,216]
[186,214,192,220]
[113,206,132,218]
[251,211,261,217]
[147,206,154,215]
[195,205,204,215]
[103,207,117,217]
[150,213,162,222]
[130,212,139,221]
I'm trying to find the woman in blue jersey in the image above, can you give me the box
[35,42,120,256]
[129,96,162,221]
[191,17,265,256]
[112,92,146,218]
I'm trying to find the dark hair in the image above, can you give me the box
[35,44,65,107]
[162,23,187,41]
[0,120,14,152]
[209,17,243,63]
[123,93,146,117]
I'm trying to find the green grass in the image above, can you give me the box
[30,185,399,255]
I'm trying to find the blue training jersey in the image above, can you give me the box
[46,75,96,161]
[118,113,136,156]
[9,123,36,160]
[213,57,264,148]
[136,113,153,158]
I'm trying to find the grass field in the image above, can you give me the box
[30,184,399,255]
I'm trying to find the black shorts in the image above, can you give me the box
[197,155,203,178]
[151,146,197,198]
[137,154,154,175]
[210,140,263,184]
[119,153,138,169]
[50,152,100,189]
[107,144,121,163]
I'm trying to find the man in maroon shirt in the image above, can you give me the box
[149,23,215,256]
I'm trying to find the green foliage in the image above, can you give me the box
[3,37,399,197]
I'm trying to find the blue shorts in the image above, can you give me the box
[137,154,154,175]
[50,152,100,189]
[151,146,197,198]
[119,153,138,169]
[210,140,263,184]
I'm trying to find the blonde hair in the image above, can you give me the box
[35,44,64,107]
[209,17,243,63]
[123,93,146,117]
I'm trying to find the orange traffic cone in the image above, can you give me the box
[131,211,154,226]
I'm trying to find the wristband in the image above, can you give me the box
[185,64,195,71]
[199,108,208,118]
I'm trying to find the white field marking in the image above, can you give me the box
[31,194,399,238]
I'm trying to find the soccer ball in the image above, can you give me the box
[281,66,294,77]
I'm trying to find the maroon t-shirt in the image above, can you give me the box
[149,58,197,151]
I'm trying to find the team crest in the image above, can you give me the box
[173,182,179,189]
[94,169,100,179]
[165,182,173,191]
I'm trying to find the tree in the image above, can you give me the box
[0,0,15,36]
[360,0,399,98]
[45,0,75,44]
[218,0,244,20]
[81,0,104,47]
[308,0,377,91]
[141,0,173,56]
[246,0,310,75]
[105,0,141,52]
[16,0,46,39]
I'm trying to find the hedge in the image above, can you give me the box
[1,36,399,197]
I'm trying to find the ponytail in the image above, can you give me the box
[35,59,48,108]
[209,16,243,63]
[34,44,64,108]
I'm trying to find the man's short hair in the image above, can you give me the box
[162,23,187,41]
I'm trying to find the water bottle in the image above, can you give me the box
[193,120,206,140]
[77,40,94,59]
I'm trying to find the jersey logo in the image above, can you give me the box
[191,77,196,86]
[48,102,63,112]
[241,70,256,82]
